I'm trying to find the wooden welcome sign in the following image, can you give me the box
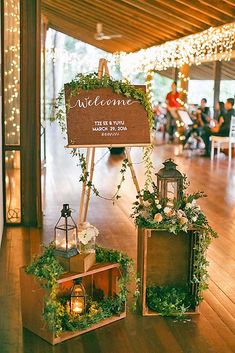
[65,86,151,147]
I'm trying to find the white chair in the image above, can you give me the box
[211,116,235,161]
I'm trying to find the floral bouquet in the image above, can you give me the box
[132,181,217,238]
[78,222,99,254]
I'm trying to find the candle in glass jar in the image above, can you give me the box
[72,301,83,314]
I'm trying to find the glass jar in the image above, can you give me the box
[77,222,99,254]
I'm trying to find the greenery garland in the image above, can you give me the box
[26,243,137,336]
[51,72,154,203]
[51,72,154,131]
[132,177,218,316]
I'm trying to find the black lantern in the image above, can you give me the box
[70,278,86,315]
[54,204,78,258]
[156,159,183,205]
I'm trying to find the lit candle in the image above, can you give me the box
[72,301,83,314]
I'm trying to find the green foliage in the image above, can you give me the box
[146,285,194,317]
[25,243,65,289]
[25,243,136,336]
[71,149,130,203]
[52,72,154,132]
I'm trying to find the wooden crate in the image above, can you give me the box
[137,227,200,316]
[20,262,126,345]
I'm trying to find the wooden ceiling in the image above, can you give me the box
[42,0,235,53]
[158,59,235,80]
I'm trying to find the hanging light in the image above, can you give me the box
[54,204,78,258]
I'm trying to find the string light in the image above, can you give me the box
[118,22,235,77]
[4,0,20,146]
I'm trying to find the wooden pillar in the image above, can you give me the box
[179,64,190,104]
[213,60,221,113]
[20,0,42,226]
[173,67,178,84]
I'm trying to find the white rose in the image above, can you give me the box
[164,207,171,214]
[164,207,173,217]
[157,204,162,209]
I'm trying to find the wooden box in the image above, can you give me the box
[20,262,126,345]
[56,253,96,272]
[137,227,200,316]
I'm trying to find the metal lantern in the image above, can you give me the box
[54,204,78,258]
[156,159,183,204]
[70,278,86,315]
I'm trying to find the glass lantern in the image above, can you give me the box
[156,159,183,205]
[70,278,86,315]
[54,204,78,258]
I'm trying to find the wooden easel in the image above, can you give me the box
[77,58,142,225]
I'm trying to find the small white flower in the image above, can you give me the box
[155,200,159,205]
[192,216,198,222]
[185,203,192,209]
[157,204,162,209]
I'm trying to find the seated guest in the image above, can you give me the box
[214,101,226,121]
[202,98,235,156]
[196,98,211,127]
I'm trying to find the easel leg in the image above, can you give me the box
[78,148,91,225]
[125,147,143,203]
[83,147,96,223]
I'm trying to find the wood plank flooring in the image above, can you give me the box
[0,125,235,353]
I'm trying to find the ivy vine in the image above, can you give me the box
[26,243,138,336]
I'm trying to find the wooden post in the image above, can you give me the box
[78,148,91,225]
[173,67,178,84]
[20,0,42,226]
[179,64,189,104]
[83,147,96,223]
[213,61,222,115]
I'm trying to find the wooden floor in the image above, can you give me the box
[0,125,235,353]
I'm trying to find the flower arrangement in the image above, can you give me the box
[78,222,99,253]
[132,181,217,238]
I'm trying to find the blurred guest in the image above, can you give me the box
[166,81,180,142]
[196,98,211,127]
[202,98,235,156]
[214,101,226,121]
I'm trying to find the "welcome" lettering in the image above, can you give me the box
[69,95,138,109]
